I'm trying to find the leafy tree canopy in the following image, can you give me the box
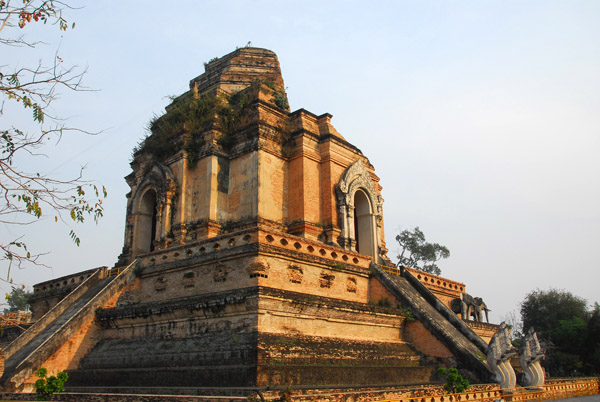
[520,288,588,338]
[519,289,600,376]
[396,226,449,275]
[5,285,32,312]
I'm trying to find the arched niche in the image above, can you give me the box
[336,160,384,262]
[133,188,158,255]
[353,189,376,258]
[128,163,177,258]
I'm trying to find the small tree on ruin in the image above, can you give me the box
[437,367,469,393]
[5,284,32,311]
[0,1,106,280]
[396,226,449,275]
[34,367,67,401]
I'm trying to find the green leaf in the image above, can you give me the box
[69,230,81,247]
[33,104,44,123]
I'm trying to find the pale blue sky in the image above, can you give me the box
[2,1,599,322]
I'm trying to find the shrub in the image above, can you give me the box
[437,367,469,393]
[402,307,416,322]
[34,367,68,401]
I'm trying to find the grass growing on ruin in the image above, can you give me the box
[134,80,292,166]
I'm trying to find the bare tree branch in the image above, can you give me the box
[0,0,106,277]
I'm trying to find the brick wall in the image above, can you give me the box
[368,275,399,305]
[404,321,453,358]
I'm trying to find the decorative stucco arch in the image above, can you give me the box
[130,163,178,257]
[335,160,384,262]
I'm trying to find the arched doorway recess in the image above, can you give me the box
[336,159,384,262]
[133,189,158,255]
[353,189,376,258]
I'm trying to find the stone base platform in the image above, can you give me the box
[2,378,598,402]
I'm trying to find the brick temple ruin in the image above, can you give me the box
[0,48,507,395]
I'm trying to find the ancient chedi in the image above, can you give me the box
[1,48,502,394]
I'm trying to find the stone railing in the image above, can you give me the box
[465,320,499,332]
[136,229,257,267]
[32,268,99,294]
[542,377,600,400]
[405,267,465,294]
[137,227,373,271]
[259,228,372,269]
[367,378,599,402]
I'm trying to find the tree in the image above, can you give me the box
[396,226,450,275]
[583,303,600,374]
[0,1,106,279]
[519,289,592,376]
[5,285,32,311]
[520,289,588,338]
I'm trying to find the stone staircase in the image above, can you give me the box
[371,263,494,382]
[0,261,136,392]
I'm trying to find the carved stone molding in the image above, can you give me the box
[124,163,178,258]
[346,277,357,293]
[287,264,303,284]
[154,276,168,292]
[336,160,382,215]
[335,159,384,262]
[131,163,178,215]
[319,271,335,288]
[247,258,270,278]
[213,262,229,283]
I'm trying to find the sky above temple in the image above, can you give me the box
[2,1,599,323]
